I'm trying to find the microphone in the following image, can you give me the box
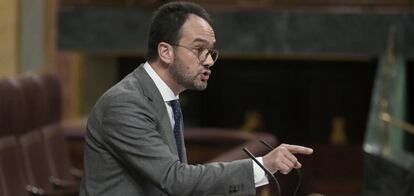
[242,147,281,196]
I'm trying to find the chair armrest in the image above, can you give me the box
[70,167,83,180]
[26,185,78,196]
[49,176,79,190]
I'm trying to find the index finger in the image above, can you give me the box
[281,144,313,155]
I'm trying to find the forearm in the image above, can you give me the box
[157,159,256,195]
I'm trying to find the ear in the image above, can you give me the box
[158,42,174,64]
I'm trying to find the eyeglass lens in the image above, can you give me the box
[200,49,218,62]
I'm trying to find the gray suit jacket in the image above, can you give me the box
[79,65,256,196]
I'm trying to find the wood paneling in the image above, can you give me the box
[55,51,83,120]
[0,0,19,76]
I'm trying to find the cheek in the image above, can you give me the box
[190,65,202,76]
[174,54,200,76]
[181,60,199,74]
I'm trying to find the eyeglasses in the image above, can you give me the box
[170,44,219,63]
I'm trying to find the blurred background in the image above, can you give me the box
[0,0,413,195]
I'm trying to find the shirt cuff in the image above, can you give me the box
[253,157,269,187]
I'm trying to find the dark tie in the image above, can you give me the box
[169,100,183,162]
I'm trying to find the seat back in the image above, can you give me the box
[38,73,75,181]
[0,136,29,196]
[0,78,26,136]
[0,78,13,136]
[19,130,53,191]
[18,73,79,190]
[0,175,5,196]
[39,73,62,124]
[0,173,4,196]
[0,77,29,196]
[0,158,6,196]
[19,75,48,132]
[42,125,74,181]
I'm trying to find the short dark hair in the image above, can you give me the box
[146,1,212,62]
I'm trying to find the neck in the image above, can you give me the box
[148,60,184,96]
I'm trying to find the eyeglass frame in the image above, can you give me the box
[169,43,219,63]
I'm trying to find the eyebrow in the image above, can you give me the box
[192,38,215,47]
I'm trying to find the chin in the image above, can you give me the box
[193,86,207,91]
[193,83,208,91]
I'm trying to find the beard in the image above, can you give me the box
[169,55,208,91]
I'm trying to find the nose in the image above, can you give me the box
[202,54,215,68]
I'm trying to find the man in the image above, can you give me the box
[80,2,313,195]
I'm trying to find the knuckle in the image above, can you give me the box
[275,150,283,156]
[275,159,282,165]
[291,155,298,162]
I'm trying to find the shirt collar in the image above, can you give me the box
[143,62,179,102]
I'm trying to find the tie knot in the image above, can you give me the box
[169,100,181,120]
[169,100,180,110]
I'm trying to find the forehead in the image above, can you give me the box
[179,14,216,45]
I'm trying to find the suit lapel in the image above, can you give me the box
[132,65,186,162]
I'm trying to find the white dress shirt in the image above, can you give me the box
[143,62,269,187]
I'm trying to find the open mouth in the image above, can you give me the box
[201,70,211,81]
